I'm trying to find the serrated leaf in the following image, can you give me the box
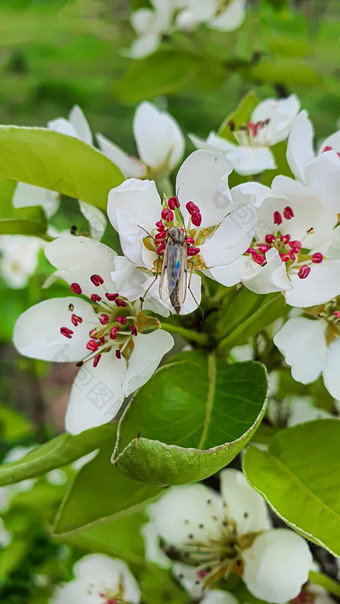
[113,352,268,485]
[0,127,124,210]
[243,419,340,556]
[218,91,259,140]
[0,424,114,486]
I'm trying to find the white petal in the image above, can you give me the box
[0,235,42,289]
[65,350,127,434]
[286,261,340,307]
[68,105,93,145]
[220,469,271,534]
[184,0,217,22]
[14,297,98,363]
[323,338,340,399]
[205,257,246,287]
[286,110,314,182]
[243,529,312,603]
[133,102,184,171]
[96,132,146,178]
[176,150,234,228]
[45,236,117,299]
[128,33,161,59]
[48,117,79,138]
[208,0,246,31]
[304,153,340,212]
[242,248,292,294]
[152,484,223,546]
[110,256,146,300]
[201,590,239,604]
[226,146,276,176]
[200,203,256,267]
[142,521,172,569]
[252,95,300,145]
[13,182,60,218]
[273,317,326,383]
[287,397,334,427]
[108,177,160,233]
[123,330,174,396]
[189,131,236,154]
[131,8,156,35]
[78,201,106,240]
[319,129,340,154]
[231,181,271,208]
[172,562,205,600]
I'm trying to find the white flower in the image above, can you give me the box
[287,111,340,212]
[217,176,340,307]
[0,235,42,289]
[286,396,335,427]
[190,95,300,175]
[274,311,340,400]
[200,590,238,604]
[144,469,312,603]
[107,149,257,316]
[13,106,106,240]
[177,0,246,33]
[128,0,176,59]
[97,101,184,179]
[13,236,173,434]
[51,554,141,603]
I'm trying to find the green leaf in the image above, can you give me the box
[0,127,124,210]
[218,91,259,140]
[54,435,161,535]
[114,352,268,485]
[0,176,47,235]
[248,58,322,86]
[115,50,199,104]
[0,540,29,581]
[0,405,33,441]
[140,567,189,604]
[243,419,340,556]
[0,424,115,486]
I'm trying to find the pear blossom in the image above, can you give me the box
[13,106,107,240]
[0,235,42,288]
[144,469,312,603]
[51,554,141,603]
[190,95,300,175]
[287,111,340,211]
[128,0,181,59]
[97,101,184,180]
[13,236,174,434]
[200,590,238,604]
[274,304,340,399]
[213,176,340,307]
[177,0,246,32]
[107,149,257,316]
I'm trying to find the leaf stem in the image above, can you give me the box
[308,570,340,596]
[160,322,209,345]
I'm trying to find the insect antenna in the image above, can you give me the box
[137,224,155,242]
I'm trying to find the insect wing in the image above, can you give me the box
[158,238,169,302]
[167,241,187,305]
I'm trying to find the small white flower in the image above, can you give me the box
[128,0,176,59]
[144,469,312,603]
[287,111,340,212]
[200,590,238,604]
[0,235,42,289]
[97,101,184,179]
[274,310,340,400]
[108,149,256,316]
[51,553,141,603]
[177,0,246,33]
[215,176,340,307]
[190,95,300,175]
[13,236,173,434]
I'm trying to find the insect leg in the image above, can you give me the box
[140,255,162,310]
[187,260,200,307]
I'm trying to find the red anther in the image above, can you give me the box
[265,234,276,244]
[90,274,104,287]
[91,294,102,303]
[185,237,195,245]
[100,314,109,325]
[228,120,235,131]
[280,234,291,244]
[60,327,73,339]
[191,212,202,227]
[247,247,256,255]
[168,196,180,210]
[283,206,294,220]
[156,220,166,231]
[93,354,101,368]
[247,121,258,137]
[298,265,311,279]
[110,326,120,340]
[89,328,97,337]
[70,282,82,295]
[312,252,323,264]
[280,254,290,262]
[116,316,127,325]
[254,253,265,265]
[333,311,340,318]
[155,231,167,241]
[161,208,174,222]
[156,242,165,255]
[115,298,128,308]
[197,569,209,579]
[186,201,200,215]
[105,293,118,301]
[130,324,137,336]
[289,240,302,252]
[273,211,282,225]
[322,145,333,153]
[258,243,270,253]
[71,314,83,326]
[289,250,297,261]
[86,339,99,351]
[187,246,200,257]
[116,349,121,359]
